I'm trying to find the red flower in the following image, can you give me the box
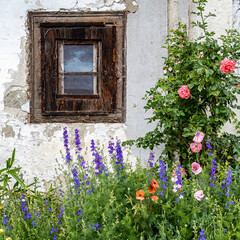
[136,190,145,200]
[151,178,159,189]
[220,59,236,74]
[178,85,191,99]
[148,184,156,194]
[151,195,158,200]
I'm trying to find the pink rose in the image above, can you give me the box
[220,59,236,74]
[190,142,202,153]
[193,131,205,143]
[194,190,204,201]
[192,162,202,174]
[178,85,191,99]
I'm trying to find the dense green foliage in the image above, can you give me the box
[0,135,240,239]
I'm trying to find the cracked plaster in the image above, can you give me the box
[0,0,238,190]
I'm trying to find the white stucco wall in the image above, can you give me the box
[0,0,167,187]
[0,0,238,188]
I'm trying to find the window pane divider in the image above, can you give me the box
[59,72,97,75]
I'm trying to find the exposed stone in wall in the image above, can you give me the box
[0,0,140,190]
[4,89,27,109]
[1,125,15,138]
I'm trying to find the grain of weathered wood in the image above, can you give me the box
[28,12,126,123]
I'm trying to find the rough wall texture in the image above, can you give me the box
[0,0,239,188]
[0,0,166,188]
[0,0,139,188]
[126,0,167,162]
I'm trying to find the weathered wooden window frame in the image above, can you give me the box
[28,12,126,123]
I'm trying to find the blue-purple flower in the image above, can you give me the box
[91,139,107,176]
[63,127,71,164]
[210,159,217,187]
[74,129,86,169]
[158,160,167,195]
[198,228,206,240]
[148,153,155,168]
[225,169,232,197]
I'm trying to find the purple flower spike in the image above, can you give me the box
[210,159,217,187]
[198,229,206,240]
[206,141,212,150]
[91,140,107,176]
[225,169,232,197]
[148,152,155,168]
[74,129,86,169]
[158,160,167,194]
[63,127,71,164]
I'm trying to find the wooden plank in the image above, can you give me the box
[28,12,126,123]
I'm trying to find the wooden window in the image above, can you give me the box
[58,41,99,95]
[28,12,126,123]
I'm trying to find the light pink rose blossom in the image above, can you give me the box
[220,59,236,74]
[178,85,191,99]
[190,142,202,153]
[194,190,204,201]
[193,131,205,143]
[192,162,202,175]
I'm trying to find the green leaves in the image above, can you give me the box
[0,149,28,197]
[128,0,240,167]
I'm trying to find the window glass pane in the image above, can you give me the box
[63,45,95,72]
[64,74,96,95]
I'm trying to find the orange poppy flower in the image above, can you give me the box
[151,195,158,200]
[152,178,159,189]
[148,184,156,194]
[136,190,145,200]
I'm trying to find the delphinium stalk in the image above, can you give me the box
[225,169,232,197]
[63,127,71,164]
[210,159,217,187]
[75,129,86,169]
[146,152,155,183]
[115,142,124,170]
[2,216,11,233]
[224,169,233,210]
[206,141,217,187]
[57,206,64,226]
[158,160,167,196]
[148,152,155,168]
[72,168,81,194]
[198,229,206,240]
[50,226,58,239]
[175,164,183,201]
[108,139,124,180]
[108,139,115,156]
[21,194,32,221]
[91,139,108,177]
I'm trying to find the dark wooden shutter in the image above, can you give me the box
[41,24,116,115]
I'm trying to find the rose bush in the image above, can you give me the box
[124,0,240,169]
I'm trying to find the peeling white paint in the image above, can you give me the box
[0,0,238,189]
[21,101,30,113]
